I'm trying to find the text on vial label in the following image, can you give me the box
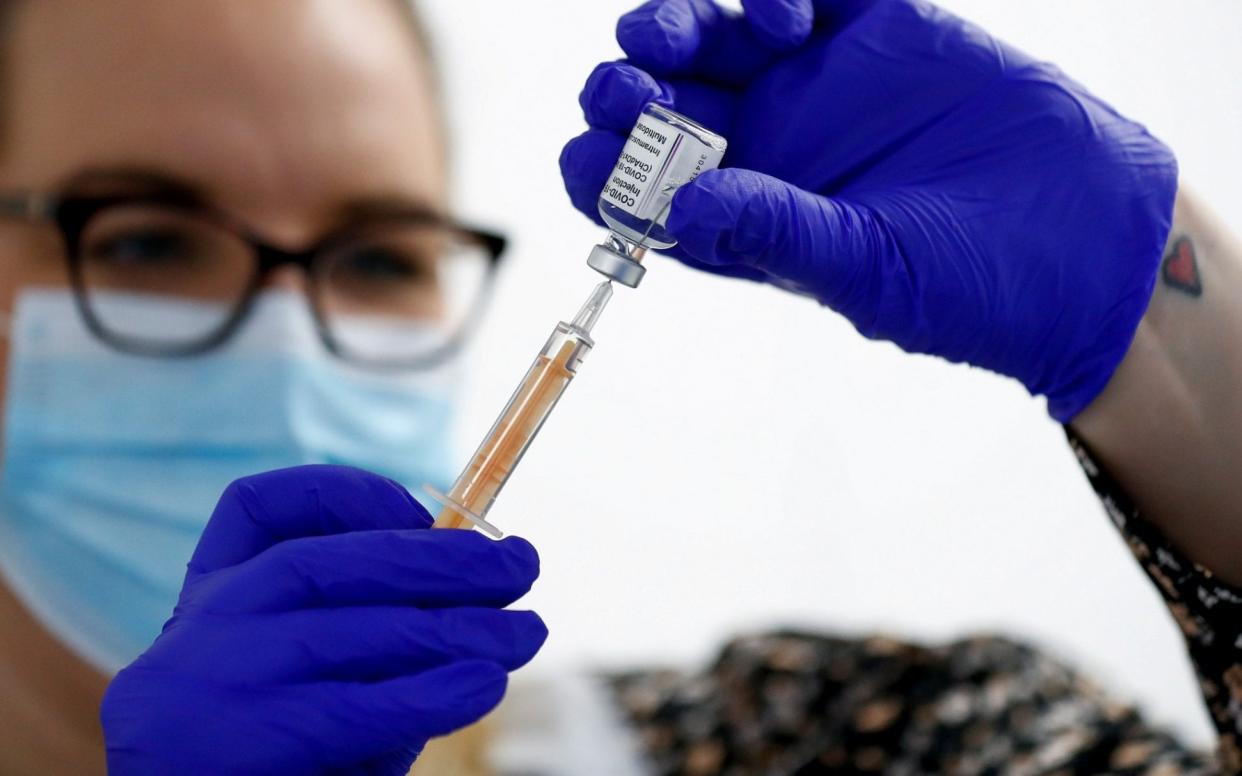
[605,115,725,226]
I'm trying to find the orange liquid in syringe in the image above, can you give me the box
[434,339,578,530]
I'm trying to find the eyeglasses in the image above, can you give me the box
[0,188,507,370]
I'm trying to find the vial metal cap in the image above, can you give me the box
[587,241,646,288]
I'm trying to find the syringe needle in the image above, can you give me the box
[570,280,613,335]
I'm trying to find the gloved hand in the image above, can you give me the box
[560,0,1178,421]
[101,465,546,776]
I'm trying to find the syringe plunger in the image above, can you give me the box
[429,281,613,535]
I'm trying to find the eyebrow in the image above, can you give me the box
[58,166,209,203]
[56,165,446,225]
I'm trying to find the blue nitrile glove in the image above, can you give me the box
[100,465,546,776]
[560,0,1178,421]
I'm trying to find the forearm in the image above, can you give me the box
[1072,187,1242,585]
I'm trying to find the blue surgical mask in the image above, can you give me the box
[0,289,459,672]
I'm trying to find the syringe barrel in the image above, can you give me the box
[433,322,593,530]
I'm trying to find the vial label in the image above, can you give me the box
[604,112,726,227]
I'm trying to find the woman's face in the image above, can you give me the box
[0,1,447,765]
[0,0,447,391]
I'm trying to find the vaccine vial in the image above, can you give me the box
[599,104,727,248]
[588,104,728,287]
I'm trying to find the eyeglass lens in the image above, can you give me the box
[75,202,492,364]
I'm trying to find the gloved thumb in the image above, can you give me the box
[667,167,900,321]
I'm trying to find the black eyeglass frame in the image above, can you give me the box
[0,189,507,370]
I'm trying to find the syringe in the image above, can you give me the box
[428,102,726,535]
[427,279,615,536]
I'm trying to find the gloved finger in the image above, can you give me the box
[661,78,736,135]
[667,168,900,321]
[345,747,424,776]
[741,0,814,49]
[616,0,884,82]
[189,465,432,576]
[106,659,508,772]
[809,0,880,32]
[616,0,775,83]
[182,530,540,614]
[560,129,625,225]
[153,607,547,683]
[578,62,735,140]
[307,659,508,767]
[580,61,670,133]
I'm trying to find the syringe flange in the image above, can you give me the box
[587,240,646,288]
[424,484,504,539]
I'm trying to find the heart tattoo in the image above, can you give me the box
[1162,236,1202,297]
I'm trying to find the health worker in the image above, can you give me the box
[0,1,1234,775]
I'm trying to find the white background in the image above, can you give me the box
[420,0,1242,746]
